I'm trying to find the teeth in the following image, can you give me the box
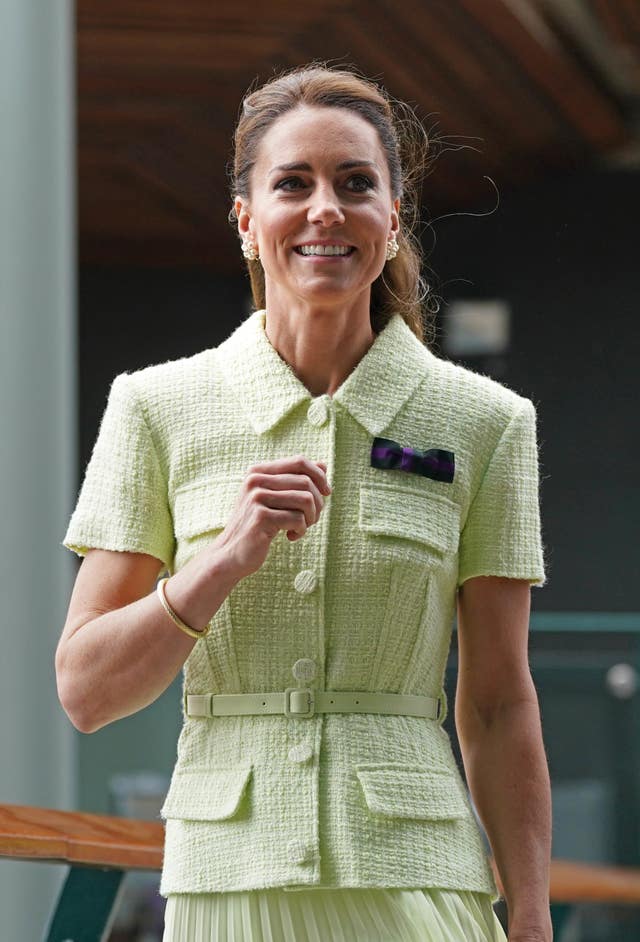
[297,245,352,256]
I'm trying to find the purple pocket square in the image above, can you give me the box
[371,437,455,483]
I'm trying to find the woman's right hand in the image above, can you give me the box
[212,455,332,579]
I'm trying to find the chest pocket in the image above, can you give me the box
[173,474,243,569]
[358,482,460,560]
[173,474,244,544]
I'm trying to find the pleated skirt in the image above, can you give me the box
[162,886,507,941]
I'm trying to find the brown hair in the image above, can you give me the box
[228,61,441,344]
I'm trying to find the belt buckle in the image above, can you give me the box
[284,687,315,718]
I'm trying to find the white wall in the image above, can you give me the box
[0,1,77,938]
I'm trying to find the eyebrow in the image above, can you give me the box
[268,160,377,176]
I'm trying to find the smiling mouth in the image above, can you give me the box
[294,245,356,257]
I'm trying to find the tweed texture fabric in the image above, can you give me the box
[63,308,546,901]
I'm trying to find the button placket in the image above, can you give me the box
[282,397,330,882]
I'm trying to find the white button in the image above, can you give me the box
[292,658,317,682]
[286,838,315,865]
[306,398,330,427]
[288,743,314,763]
[294,570,318,594]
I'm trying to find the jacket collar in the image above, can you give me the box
[215,308,434,436]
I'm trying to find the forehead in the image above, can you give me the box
[254,105,389,176]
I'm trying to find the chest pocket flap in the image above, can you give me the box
[359,483,460,555]
[160,763,253,822]
[173,475,244,541]
[356,764,467,820]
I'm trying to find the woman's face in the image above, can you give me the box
[235,105,400,309]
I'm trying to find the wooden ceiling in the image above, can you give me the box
[76,0,640,271]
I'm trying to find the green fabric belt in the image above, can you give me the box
[184,688,441,720]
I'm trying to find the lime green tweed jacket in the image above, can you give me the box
[63,308,546,900]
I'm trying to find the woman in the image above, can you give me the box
[57,63,552,941]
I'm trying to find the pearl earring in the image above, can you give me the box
[386,233,399,261]
[242,234,259,261]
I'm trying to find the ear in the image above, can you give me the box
[389,197,400,238]
[234,196,253,240]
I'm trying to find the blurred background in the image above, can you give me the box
[1,0,638,939]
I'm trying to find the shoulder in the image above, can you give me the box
[110,347,217,422]
[121,346,215,392]
[423,345,535,435]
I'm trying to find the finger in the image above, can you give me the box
[247,471,327,512]
[248,457,330,496]
[313,461,332,494]
[263,507,308,540]
[254,487,321,529]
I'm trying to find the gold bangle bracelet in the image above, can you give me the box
[156,576,210,639]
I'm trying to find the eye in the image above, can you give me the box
[274,176,306,191]
[346,174,374,192]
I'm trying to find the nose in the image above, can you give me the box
[307,183,345,227]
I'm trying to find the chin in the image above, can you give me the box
[293,279,365,304]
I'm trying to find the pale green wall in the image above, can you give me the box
[0,2,77,939]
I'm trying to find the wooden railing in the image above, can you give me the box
[0,803,163,941]
[2,802,640,940]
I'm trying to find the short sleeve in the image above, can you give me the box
[457,398,547,588]
[62,372,175,572]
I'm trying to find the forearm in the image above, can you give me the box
[457,696,552,937]
[58,546,242,733]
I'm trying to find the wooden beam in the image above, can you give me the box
[3,802,640,904]
[456,0,628,150]
[0,803,163,871]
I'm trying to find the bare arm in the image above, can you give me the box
[56,455,332,735]
[455,575,552,942]
[55,543,242,734]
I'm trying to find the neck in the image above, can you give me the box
[262,288,376,398]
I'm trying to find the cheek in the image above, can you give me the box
[359,205,392,242]
[257,204,299,241]
[359,223,389,266]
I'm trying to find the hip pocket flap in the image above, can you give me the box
[160,763,253,822]
[355,764,466,820]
